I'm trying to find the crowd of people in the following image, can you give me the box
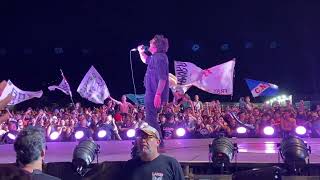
[1,93,320,144]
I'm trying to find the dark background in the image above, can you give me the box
[0,0,319,107]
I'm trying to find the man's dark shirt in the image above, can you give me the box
[123,154,184,180]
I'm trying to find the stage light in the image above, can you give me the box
[127,129,136,138]
[49,131,60,140]
[295,126,307,135]
[97,130,107,138]
[236,127,247,134]
[270,41,279,49]
[221,43,230,51]
[209,137,237,167]
[7,133,16,140]
[75,130,85,140]
[265,95,292,105]
[192,44,200,52]
[54,48,63,54]
[176,128,186,137]
[280,136,311,174]
[72,140,100,176]
[244,41,253,49]
[263,126,275,136]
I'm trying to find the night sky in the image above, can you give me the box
[0,1,320,107]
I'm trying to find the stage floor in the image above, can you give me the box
[1,138,320,164]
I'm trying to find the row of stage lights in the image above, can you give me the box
[265,95,292,105]
[4,125,307,142]
[210,135,311,176]
[47,127,187,141]
[236,125,307,136]
[2,127,188,142]
[69,134,311,177]
[0,41,280,56]
[45,125,308,142]
[3,126,311,177]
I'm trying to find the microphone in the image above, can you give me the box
[130,46,149,52]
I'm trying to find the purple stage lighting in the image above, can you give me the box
[176,128,186,137]
[49,131,60,140]
[263,126,275,136]
[236,127,247,134]
[295,126,307,135]
[127,129,136,138]
[75,130,84,140]
[97,130,107,138]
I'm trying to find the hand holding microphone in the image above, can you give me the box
[137,45,146,53]
[131,45,149,52]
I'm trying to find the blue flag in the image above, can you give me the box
[245,79,279,97]
[125,94,145,105]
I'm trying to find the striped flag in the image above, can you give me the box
[245,79,279,97]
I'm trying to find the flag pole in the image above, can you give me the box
[60,69,75,106]
[231,58,236,101]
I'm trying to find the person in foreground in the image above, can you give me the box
[14,126,61,180]
[123,125,184,180]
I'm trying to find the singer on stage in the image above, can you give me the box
[138,35,169,147]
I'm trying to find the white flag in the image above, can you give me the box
[174,59,236,95]
[0,80,43,105]
[169,73,191,94]
[77,66,110,104]
[193,59,235,95]
[48,71,72,97]
[174,61,203,86]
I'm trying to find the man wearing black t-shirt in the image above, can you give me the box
[123,125,184,180]
[14,126,61,180]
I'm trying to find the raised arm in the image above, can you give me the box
[138,45,149,64]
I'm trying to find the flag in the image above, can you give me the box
[174,61,202,86]
[0,80,43,105]
[168,73,191,94]
[48,70,72,97]
[174,59,235,95]
[245,78,279,97]
[126,94,145,105]
[0,80,12,110]
[77,66,110,104]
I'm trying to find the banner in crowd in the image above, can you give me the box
[0,80,12,110]
[174,61,202,86]
[168,73,192,94]
[0,80,43,105]
[245,78,279,97]
[126,94,145,105]
[77,66,110,104]
[48,70,72,97]
[174,59,236,95]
